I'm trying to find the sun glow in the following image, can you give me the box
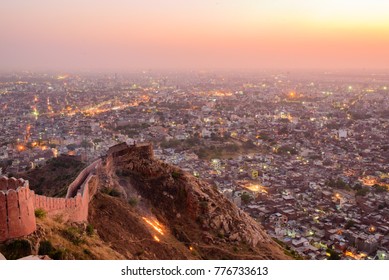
[1,1,389,69]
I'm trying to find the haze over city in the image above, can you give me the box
[1,0,389,71]
[1,0,389,263]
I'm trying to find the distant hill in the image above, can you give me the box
[19,155,85,197]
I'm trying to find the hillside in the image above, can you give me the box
[19,155,85,197]
[0,214,124,260]
[87,143,288,259]
[1,143,289,260]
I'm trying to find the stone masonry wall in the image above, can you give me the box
[66,159,101,198]
[0,178,36,242]
[0,160,101,242]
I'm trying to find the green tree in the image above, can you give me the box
[345,220,355,229]
[372,184,387,193]
[241,192,253,205]
[326,248,341,260]
[356,188,369,197]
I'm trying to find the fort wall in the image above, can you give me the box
[0,144,150,242]
[0,178,36,242]
[0,160,101,242]
[66,159,101,198]
[107,142,154,161]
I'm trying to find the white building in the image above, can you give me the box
[338,129,347,139]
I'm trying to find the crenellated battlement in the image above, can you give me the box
[107,142,154,159]
[0,176,29,192]
[0,159,101,243]
[0,177,36,242]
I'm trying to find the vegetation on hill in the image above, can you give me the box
[1,145,289,260]
[0,214,123,260]
[18,156,86,197]
[91,144,289,260]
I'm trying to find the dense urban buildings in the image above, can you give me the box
[1,71,388,260]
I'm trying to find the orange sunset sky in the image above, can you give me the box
[1,0,389,71]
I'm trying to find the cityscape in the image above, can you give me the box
[1,70,388,260]
[1,0,389,265]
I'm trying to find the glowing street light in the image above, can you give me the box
[17,144,26,152]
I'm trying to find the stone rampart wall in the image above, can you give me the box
[0,178,36,242]
[0,160,101,242]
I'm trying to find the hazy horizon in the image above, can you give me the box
[1,0,389,71]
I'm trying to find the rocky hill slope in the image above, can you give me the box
[88,143,288,259]
[1,143,289,260]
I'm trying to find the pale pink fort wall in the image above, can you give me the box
[32,173,94,222]
[0,160,101,242]
[0,177,36,242]
[66,160,101,198]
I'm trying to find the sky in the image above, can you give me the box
[1,0,389,71]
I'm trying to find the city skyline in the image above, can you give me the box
[1,71,388,260]
[1,0,389,71]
